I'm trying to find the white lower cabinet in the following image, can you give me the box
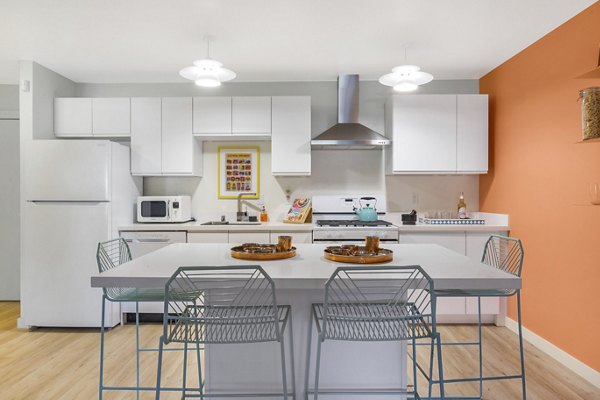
[228,231,270,244]
[269,231,312,244]
[187,232,229,243]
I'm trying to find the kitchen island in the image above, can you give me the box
[91,243,520,399]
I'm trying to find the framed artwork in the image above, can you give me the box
[218,146,260,199]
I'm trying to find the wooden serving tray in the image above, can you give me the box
[231,243,297,261]
[324,246,393,264]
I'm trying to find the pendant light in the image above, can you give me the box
[179,38,236,87]
[379,47,433,92]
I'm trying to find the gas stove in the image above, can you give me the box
[312,195,399,243]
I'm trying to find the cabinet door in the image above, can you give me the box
[271,96,311,176]
[193,97,232,135]
[232,96,271,135]
[392,95,457,173]
[54,98,92,137]
[131,97,162,175]
[457,95,488,173]
[188,232,229,243]
[162,97,194,175]
[270,231,312,244]
[400,232,466,315]
[229,231,270,245]
[92,98,131,136]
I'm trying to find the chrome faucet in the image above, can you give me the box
[236,192,261,221]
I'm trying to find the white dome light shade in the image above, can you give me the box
[179,58,236,87]
[379,64,434,92]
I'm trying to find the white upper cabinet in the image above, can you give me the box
[161,97,202,176]
[457,95,488,173]
[232,96,271,135]
[389,95,457,173]
[271,96,311,176]
[385,94,488,174]
[130,97,202,177]
[131,97,162,175]
[54,98,93,137]
[55,97,130,138]
[92,98,130,137]
[193,97,232,135]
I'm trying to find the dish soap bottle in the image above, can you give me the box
[457,192,467,219]
[260,206,269,222]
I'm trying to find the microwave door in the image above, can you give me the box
[140,201,169,219]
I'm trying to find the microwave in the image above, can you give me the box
[137,196,193,223]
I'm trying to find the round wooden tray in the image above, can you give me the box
[324,246,393,264]
[231,244,297,261]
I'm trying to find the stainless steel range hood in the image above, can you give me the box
[311,74,391,150]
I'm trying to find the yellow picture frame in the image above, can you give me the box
[217,146,260,199]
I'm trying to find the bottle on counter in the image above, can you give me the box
[457,192,467,219]
[260,206,269,222]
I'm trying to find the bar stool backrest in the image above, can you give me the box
[482,235,524,278]
[96,238,132,300]
[322,265,435,341]
[163,265,280,344]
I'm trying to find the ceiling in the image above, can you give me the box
[0,0,596,84]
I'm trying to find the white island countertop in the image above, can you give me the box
[91,243,520,291]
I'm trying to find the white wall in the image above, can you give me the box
[79,80,480,220]
[0,84,20,300]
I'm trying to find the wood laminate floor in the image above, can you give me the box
[0,302,598,400]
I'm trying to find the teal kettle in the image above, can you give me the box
[354,197,378,222]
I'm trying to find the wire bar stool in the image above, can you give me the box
[304,265,445,400]
[97,238,199,399]
[426,234,526,400]
[155,265,296,399]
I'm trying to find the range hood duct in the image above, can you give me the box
[311,74,391,150]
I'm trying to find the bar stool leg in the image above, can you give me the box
[155,337,164,400]
[517,291,527,399]
[194,324,204,400]
[436,333,445,400]
[427,336,435,399]
[304,309,314,400]
[412,337,418,397]
[288,314,297,399]
[313,339,322,400]
[182,326,189,398]
[135,301,140,400]
[279,332,289,400]
[477,296,483,399]
[99,295,106,400]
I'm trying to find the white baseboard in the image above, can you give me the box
[505,318,600,389]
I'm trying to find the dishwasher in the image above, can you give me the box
[119,231,187,318]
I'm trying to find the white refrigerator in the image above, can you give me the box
[21,140,142,328]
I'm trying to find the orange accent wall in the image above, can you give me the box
[479,3,600,371]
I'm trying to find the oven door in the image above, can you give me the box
[137,200,170,222]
